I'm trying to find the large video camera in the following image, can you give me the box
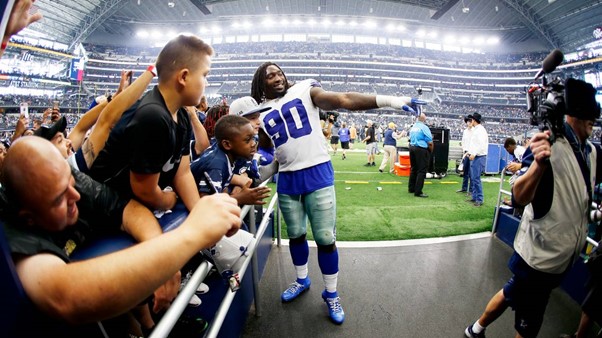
[322,111,339,122]
[526,49,600,144]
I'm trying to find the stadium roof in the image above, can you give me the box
[25,0,602,53]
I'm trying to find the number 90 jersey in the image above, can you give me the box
[258,79,330,172]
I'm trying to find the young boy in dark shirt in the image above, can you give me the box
[88,35,212,213]
[191,115,270,206]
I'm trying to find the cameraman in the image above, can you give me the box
[465,79,602,338]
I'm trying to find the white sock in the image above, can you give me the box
[323,272,338,293]
[295,264,308,280]
[472,321,485,334]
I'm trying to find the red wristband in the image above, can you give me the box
[1,42,7,50]
[147,65,156,77]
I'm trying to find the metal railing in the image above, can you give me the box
[205,193,279,338]
[149,178,279,338]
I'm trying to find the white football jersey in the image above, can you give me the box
[259,79,330,172]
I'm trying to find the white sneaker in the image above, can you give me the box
[196,282,209,294]
[188,294,202,307]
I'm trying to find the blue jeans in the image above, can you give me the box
[470,156,485,203]
[461,155,471,192]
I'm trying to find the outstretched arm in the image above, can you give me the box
[10,114,28,143]
[1,0,43,58]
[81,68,155,167]
[310,87,421,112]
[14,193,241,324]
[310,87,378,111]
[68,101,108,151]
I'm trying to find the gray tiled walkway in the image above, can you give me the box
[244,235,595,338]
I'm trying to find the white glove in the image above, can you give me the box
[376,95,412,109]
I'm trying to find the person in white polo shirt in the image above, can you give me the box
[466,113,488,207]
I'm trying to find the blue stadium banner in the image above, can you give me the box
[69,57,85,81]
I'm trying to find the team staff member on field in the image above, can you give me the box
[408,113,432,198]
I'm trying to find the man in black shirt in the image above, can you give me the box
[363,120,377,166]
[1,137,241,337]
[89,35,213,212]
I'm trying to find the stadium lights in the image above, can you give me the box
[151,30,163,39]
[473,37,485,45]
[262,18,275,27]
[128,18,503,50]
[364,20,377,29]
[486,37,500,44]
[459,36,470,45]
[444,35,456,44]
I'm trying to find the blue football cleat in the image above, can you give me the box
[281,278,311,302]
[322,290,345,324]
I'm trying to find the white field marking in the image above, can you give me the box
[277,232,492,248]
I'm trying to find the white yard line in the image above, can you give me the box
[277,232,492,248]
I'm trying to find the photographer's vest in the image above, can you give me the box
[514,137,596,274]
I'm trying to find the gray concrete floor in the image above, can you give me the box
[243,236,596,338]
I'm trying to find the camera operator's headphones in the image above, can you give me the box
[565,78,601,121]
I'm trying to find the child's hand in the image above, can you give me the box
[232,185,271,206]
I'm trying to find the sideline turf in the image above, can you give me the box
[273,145,509,241]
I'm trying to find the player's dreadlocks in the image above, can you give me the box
[251,62,290,104]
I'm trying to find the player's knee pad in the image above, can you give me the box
[317,243,337,253]
[289,233,307,245]
[314,230,336,246]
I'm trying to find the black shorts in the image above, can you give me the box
[341,141,349,149]
[503,253,566,338]
[330,136,340,145]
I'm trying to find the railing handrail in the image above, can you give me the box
[149,261,213,338]
[205,192,279,338]
[148,178,275,338]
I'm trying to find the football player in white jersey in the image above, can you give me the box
[251,62,424,324]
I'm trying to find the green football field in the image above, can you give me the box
[271,142,510,241]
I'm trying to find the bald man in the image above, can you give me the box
[408,113,433,198]
[0,137,241,337]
